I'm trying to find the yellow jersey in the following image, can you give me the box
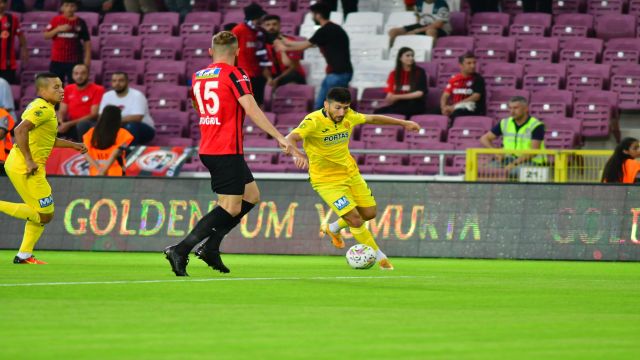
[9,98,58,172]
[291,108,366,184]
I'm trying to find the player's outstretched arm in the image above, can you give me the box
[364,114,421,133]
[13,120,38,175]
[285,132,309,169]
[54,138,88,154]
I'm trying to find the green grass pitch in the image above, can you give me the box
[1,250,639,359]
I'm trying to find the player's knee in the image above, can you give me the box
[244,191,260,204]
[362,209,377,221]
[39,212,54,224]
[344,215,364,228]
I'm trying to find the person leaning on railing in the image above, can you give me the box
[601,137,640,184]
[479,96,546,175]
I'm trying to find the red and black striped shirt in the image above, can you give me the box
[46,15,90,63]
[191,62,253,155]
[0,13,22,71]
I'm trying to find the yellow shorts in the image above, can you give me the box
[312,174,376,216]
[4,153,54,214]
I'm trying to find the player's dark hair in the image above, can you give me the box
[394,47,418,94]
[458,52,475,64]
[263,14,281,23]
[34,72,60,90]
[310,2,331,20]
[111,71,128,81]
[602,137,639,183]
[326,87,351,103]
[92,105,122,150]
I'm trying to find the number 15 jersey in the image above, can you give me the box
[191,62,253,155]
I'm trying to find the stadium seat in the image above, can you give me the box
[180,12,219,36]
[587,0,624,16]
[469,12,510,37]
[529,90,573,120]
[99,22,134,36]
[558,38,603,65]
[452,116,493,131]
[390,35,433,62]
[245,137,278,148]
[102,12,141,33]
[24,35,50,60]
[276,153,306,173]
[515,37,558,65]
[544,116,583,146]
[501,0,525,15]
[90,35,101,59]
[545,129,576,149]
[21,11,56,34]
[90,60,102,84]
[145,60,186,85]
[509,13,552,38]
[447,127,486,148]
[482,62,524,90]
[486,89,531,123]
[522,63,566,91]
[351,60,393,94]
[552,13,593,47]
[424,86,444,114]
[602,38,640,71]
[271,84,315,114]
[357,87,387,114]
[139,12,180,36]
[552,0,581,14]
[409,154,442,175]
[410,114,449,131]
[573,90,619,137]
[141,36,182,60]
[218,0,252,13]
[566,63,611,92]
[275,112,306,126]
[404,127,444,145]
[364,140,409,150]
[185,58,212,83]
[473,36,515,63]
[20,60,49,87]
[361,126,400,143]
[416,61,438,87]
[244,152,277,173]
[103,59,145,86]
[152,110,189,137]
[344,11,384,34]
[147,85,188,112]
[383,11,416,34]
[435,60,460,88]
[77,12,99,35]
[257,0,291,11]
[594,14,637,40]
[349,34,388,64]
[449,11,469,36]
[100,35,141,60]
[431,36,474,62]
[610,65,640,110]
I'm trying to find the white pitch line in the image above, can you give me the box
[0,275,433,287]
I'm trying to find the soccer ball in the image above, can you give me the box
[346,244,377,269]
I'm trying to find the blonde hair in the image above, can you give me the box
[211,31,238,54]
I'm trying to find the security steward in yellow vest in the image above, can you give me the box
[479,96,546,173]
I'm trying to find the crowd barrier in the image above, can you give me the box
[1,177,639,261]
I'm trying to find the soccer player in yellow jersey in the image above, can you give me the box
[286,87,420,270]
[0,73,87,264]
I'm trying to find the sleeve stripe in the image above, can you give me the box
[228,71,248,96]
[236,68,253,94]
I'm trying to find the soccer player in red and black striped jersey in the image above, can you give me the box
[0,0,27,84]
[44,0,91,85]
[164,31,306,277]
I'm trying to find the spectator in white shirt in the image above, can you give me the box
[99,72,155,145]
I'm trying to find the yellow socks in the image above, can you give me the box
[18,221,46,254]
[0,201,41,223]
[350,225,380,251]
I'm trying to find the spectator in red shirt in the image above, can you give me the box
[44,0,91,85]
[0,0,27,84]
[374,47,427,118]
[232,3,272,105]
[57,63,105,141]
[262,14,306,89]
[441,53,486,125]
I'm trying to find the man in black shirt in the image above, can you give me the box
[275,2,353,109]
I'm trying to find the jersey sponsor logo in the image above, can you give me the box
[195,67,221,79]
[38,195,54,208]
[323,132,349,144]
[199,116,221,125]
[81,95,90,102]
[452,88,473,95]
[236,74,250,83]
[57,32,78,38]
[333,196,350,211]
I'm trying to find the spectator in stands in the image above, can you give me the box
[523,0,552,13]
[0,0,27,85]
[479,96,546,176]
[0,105,15,176]
[44,0,91,85]
[469,0,499,13]
[124,0,157,13]
[0,77,16,122]
[601,137,640,183]
[58,64,105,141]
[374,47,427,118]
[324,0,358,18]
[232,3,272,105]
[388,0,451,47]
[164,0,191,21]
[83,105,134,176]
[99,72,155,145]
[275,2,353,109]
[441,53,485,124]
[263,15,306,89]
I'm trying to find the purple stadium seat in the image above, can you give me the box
[436,61,460,88]
[90,35,100,59]
[182,34,213,61]
[364,154,405,166]
[509,13,552,38]
[364,141,409,150]
[243,122,269,140]
[20,59,49,87]
[566,63,610,91]
[595,14,637,40]
[276,153,306,173]
[447,127,486,147]
[631,0,640,34]
[559,38,603,64]
[529,90,573,119]
[139,12,180,36]
[191,0,212,11]
[587,0,624,15]
[486,89,530,123]
[573,90,619,137]
[276,112,305,126]
[610,65,640,110]
[544,116,583,145]
[469,12,510,37]
[152,110,189,137]
[89,60,102,84]
[271,84,314,114]
[100,35,141,60]
[245,138,279,148]
[416,61,438,87]
[473,36,515,63]
[405,127,444,146]
[102,12,141,32]
[103,59,145,86]
[186,58,212,82]
[431,36,474,62]
[452,116,493,131]
[515,37,558,65]
[24,34,50,60]
[296,0,316,12]
[21,12,56,34]
[257,0,291,11]
[523,63,566,90]
[552,13,593,47]
[410,114,449,131]
[444,155,467,175]
[482,62,523,90]
[222,10,245,26]
[141,36,182,60]
[10,84,20,106]
[245,152,277,173]
[99,22,134,36]
[275,123,297,136]
[180,12,221,36]
[501,0,524,15]
[409,154,442,175]
[449,11,468,36]
[552,0,581,14]
[545,129,576,149]
[424,86,443,114]
[219,0,253,13]
[147,85,188,112]
[361,126,400,144]
[77,12,99,35]
[145,60,186,85]
[602,38,640,71]
[358,87,387,114]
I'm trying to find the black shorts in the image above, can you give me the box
[200,154,255,195]
[403,23,448,37]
